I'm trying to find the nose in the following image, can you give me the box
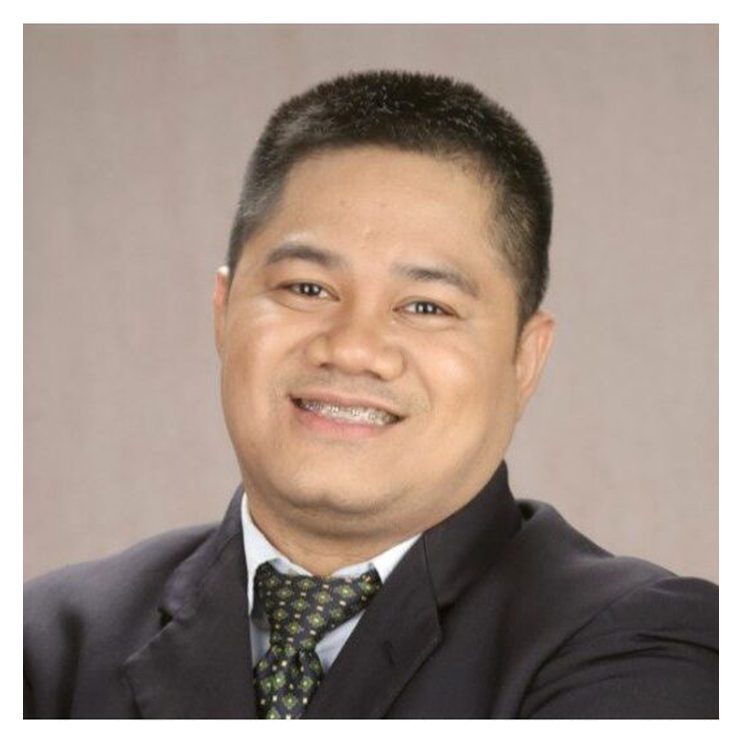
[305,309,405,381]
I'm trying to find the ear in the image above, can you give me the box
[213,265,230,357]
[514,310,555,419]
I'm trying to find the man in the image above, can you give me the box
[24,70,718,718]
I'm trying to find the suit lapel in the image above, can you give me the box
[304,539,442,719]
[123,491,257,718]
[306,462,520,718]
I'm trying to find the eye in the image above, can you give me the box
[284,282,331,299]
[401,300,452,316]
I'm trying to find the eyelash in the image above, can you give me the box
[281,282,453,317]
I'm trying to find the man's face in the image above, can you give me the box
[214,146,553,541]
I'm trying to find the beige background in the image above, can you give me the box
[24,24,718,582]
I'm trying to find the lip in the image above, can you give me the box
[289,391,404,420]
[288,391,405,439]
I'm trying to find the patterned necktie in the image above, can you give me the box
[253,561,382,719]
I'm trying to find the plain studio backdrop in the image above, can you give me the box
[23,24,718,582]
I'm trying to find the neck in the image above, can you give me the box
[247,497,413,577]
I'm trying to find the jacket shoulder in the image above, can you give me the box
[24,522,218,718]
[511,501,718,718]
[25,522,216,616]
[509,499,679,609]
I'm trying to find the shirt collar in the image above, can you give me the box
[240,491,419,615]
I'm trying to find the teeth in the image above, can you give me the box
[297,399,398,426]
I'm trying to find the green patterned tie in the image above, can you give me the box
[253,561,382,719]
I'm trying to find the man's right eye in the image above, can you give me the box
[284,282,330,299]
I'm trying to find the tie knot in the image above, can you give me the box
[254,562,382,652]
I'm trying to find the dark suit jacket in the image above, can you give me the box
[24,463,718,718]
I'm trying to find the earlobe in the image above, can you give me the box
[213,266,230,356]
[515,311,555,418]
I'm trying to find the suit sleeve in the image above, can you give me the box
[520,576,718,719]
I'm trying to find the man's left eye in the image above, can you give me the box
[402,300,450,316]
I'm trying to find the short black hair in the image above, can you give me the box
[227,70,552,326]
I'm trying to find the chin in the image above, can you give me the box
[268,469,402,519]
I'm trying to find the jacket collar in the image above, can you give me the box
[157,486,244,621]
[424,461,521,608]
[123,488,256,719]
[123,463,520,718]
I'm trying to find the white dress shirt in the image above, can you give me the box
[240,492,419,672]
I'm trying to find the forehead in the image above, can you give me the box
[283,145,490,214]
[258,147,500,265]
[269,147,491,240]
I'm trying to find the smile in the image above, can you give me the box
[292,398,401,426]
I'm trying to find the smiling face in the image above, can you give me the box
[214,146,553,547]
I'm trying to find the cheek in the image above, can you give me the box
[221,306,303,404]
[417,338,517,417]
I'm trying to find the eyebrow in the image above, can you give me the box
[391,262,480,299]
[263,243,349,270]
[263,242,479,299]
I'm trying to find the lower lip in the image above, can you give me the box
[290,399,400,439]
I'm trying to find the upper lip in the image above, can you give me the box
[290,391,405,419]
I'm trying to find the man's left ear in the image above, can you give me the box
[514,310,555,418]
